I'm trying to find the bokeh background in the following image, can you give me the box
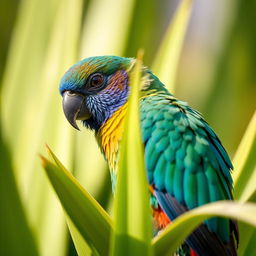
[0,0,255,255]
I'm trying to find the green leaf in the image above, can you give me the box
[110,51,152,256]
[233,111,256,202]
[241,228,256,256]
[46,147,97,256]
[40,148,113,256]
[0,131,38,256]
[237,222,256,256]
[151,0,193,92]
[80,0,135,56]
[153,201,256,256]
[231,112,256,256]
[123,0,157,64]
[1,1,83,255]
[65,216,93,256]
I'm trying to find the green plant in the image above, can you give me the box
[1,0,255,255]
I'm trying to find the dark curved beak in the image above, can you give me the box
[62,91,91,130]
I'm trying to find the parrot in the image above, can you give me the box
[59,56,238,256]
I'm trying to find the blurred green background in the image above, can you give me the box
[0,0,255,255]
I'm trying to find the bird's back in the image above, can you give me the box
[140,90,238,256]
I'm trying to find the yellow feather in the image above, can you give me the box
[97,103,127,172]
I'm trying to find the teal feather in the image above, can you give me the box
[206,146,220,170]
[171,136,182,150]
[196,171,209,206]
[176,140,187,160]
[156,119,172,129]
[173,165,184,203]
[186,144,200,165]
[217,218,230,243]
[208,142,232,183]
[153,112,164,121]
[183,129,193,142]
[184,152,197,173]
[184,169,197,208]
[205,164,222,233]
[151,128,166,143]
[163,145,176,163]
[147,110,158,119]
[145,137,160,173]
[217,171,232,199]
[165,162,175,195]
[163,111,174,121]
[216,180,230,242]
[175,120,186,132]
[141,92,235,248]
[194,135,207,156]
[142,127,152,142]
[155,136,169,153]
[142,118,153,129]
[196,127,208,137]
[154,154,166,190]
[212,136,233,168]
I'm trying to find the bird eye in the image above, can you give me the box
[89,73,104,88]
[66,91,77,96]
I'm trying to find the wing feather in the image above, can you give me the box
[140,94,238,255]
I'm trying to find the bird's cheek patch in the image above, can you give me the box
[103,70,128,92]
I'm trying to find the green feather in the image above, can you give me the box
[145,137,160,172]
[208,142,232,183]
[153,112,164,121]
[142,117,153,129]
[205,164,221,232]
[217,218,230,243]
[142,127,152,142]
[147,110,158,120]
[155,136,169,153]
[140,91,234,244]
[151,128,166,143]
[212,136,233,168]
[170,131,182,150]
[156,119,173,130]
[163,145,176,163]
[176,140,187,160]
[194,135,207,156]
[186,144,200,167]
[184,169,197,208]
[163,111,174,121]
[165,162,175,195]
[196,171,209,206]
[196,127,208,137]
[183,128,193,142]
[154,154,166,190]
[173,164,184,203]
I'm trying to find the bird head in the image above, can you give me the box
[59,56,136,131]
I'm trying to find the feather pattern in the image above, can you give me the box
[141,91,238,255]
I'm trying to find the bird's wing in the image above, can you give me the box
[140,93,238,256]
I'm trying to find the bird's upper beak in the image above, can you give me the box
[62,91,91,130]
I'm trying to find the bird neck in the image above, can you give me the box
[96,103,127,173]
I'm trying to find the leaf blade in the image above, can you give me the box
[65,216,93,256]
[40,151,113,256]
[0,133,38,256]
[151,0,193,92]
[233,111,256,201]
[111,51,152,256]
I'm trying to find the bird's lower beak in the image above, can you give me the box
[62,91,91,130]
